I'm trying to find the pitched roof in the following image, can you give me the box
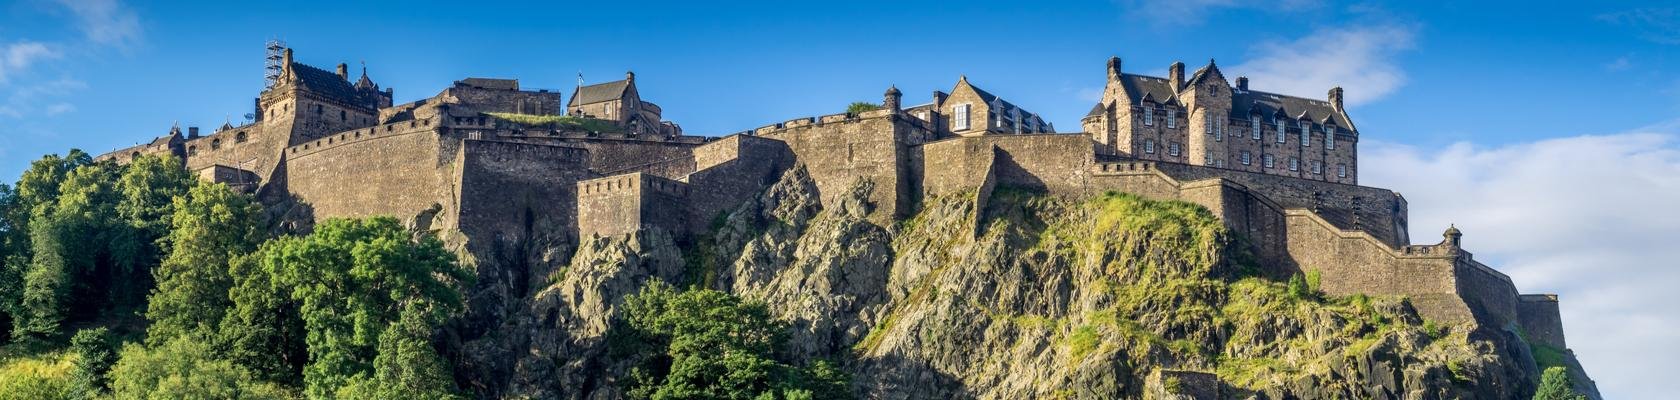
[1117,74,1178,105]
[289,62,359,102]
[1185,60,1223,86]
[1232,90,1351,128]
[570,79,631,106]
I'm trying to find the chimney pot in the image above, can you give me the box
[188,127,200,139]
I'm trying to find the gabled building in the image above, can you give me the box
[1082,57,1358,184]
[922,76,1054,136]
[568,71,683,137]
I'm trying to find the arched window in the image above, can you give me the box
[236,131,248,143]
[211,138,222,150]
[130,151,140,160]
[187,146,198,156]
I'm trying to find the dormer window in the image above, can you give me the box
[1143,107,1154,126]
[1275,119,1286,143]
[1325,126,1336,150]
[1250,116,1261,140]
[1166,109,1177,128]
[1300,120,1311,147]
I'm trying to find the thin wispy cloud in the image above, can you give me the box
[53,0,143,49]
[1231,24,1416,106]
[0,41,60,84]
[1362,121,1680,400]
[0,77,87,119]
[1113,0,1320,26]
[1599,8,1680,45]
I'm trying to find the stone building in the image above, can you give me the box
[568,71,683,137]
[94,48,1582,396]
[1082,57,1358,184]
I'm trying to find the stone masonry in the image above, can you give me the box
[97,48,1576,386]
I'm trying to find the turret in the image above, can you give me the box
[1442,224,1463,248]
[884,85,902,111]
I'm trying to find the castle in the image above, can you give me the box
[95,48,1572,357]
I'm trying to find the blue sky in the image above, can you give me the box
[2,0,1678,398]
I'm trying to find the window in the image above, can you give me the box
[1311,161,1323,174]
[1204,114,1213,134]
[1205,151,1214,166]
[1300,121,1311,147]
[1263,154,1275,168]
[340,110,347,121]
[211,139,222,150]
[1143,107,1154,126]
[1168,142,1180,157]
[1144,139,1155,154]
[314,104,323,114]
[1215,121,1223,141]
[1326,126,1336,150]
[953,104,970,130]
[1288,157,1299,171]
[1166,109,1177,128]
[1337,164,1348,178]
[1251,116,1262,140]
[1276,120,1286,143]
[1240,151,1251,165]
[235,131,248,143]
[1216,159,1225,168]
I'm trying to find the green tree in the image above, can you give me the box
[0,151,91,342]
[109,155,194,305]
[16,161,127,340]
[68,327,116,399]
[264,217,470,399]
[622,282,850,400]
[844,102,881,114]
[217,252,307,385]
[107,337,293,400]
[1533,366,1586,400]
[336,304,462,400]
[145,182,263,345]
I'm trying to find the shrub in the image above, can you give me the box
[845,102,882,114]
[69,327,115,398]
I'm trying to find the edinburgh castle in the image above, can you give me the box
[96,46,1583,395]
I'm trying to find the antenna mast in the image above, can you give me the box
[265,39,288,88]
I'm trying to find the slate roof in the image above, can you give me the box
[570,79,631,106]
[1091,71,1354,130]
[1232,90,1351,128]
[289,62,358,102]
[458,78,518,90]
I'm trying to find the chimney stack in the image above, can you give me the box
[1107,56,1122,81]
[1236,76,1249,92]
[1329,87,1345,112]
[626,70,635,83]
[188,126,200,139]
[1169,61,1185,90]
[336,63,348,80]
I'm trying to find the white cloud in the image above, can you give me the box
[1604,56,1633,71]
[0,41,60,83]
[44,102,74,116]
[53,0,142,48]
[1361,121,1680,400]
[0,78,86,119]
[1231,24,1415,107]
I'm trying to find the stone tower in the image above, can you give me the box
[1181,59,1231,168]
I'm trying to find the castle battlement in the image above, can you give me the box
[91,49,1573,354]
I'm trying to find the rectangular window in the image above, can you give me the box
[1167,109,1177,128]
[1205,151,1214,166]
[1240,151,1251,165]
[1263,154,1275,168]
[1326,127,1336,150]
[953,104,970,130]
[1143,107,1154,126]
[1311,161,1322,174]
[1300,122,1310,147]
[1144,139,1155,154]
[1169,143,1180,157]
[1251,116,1262,140]
[1289,157,1299,171]
[1215,122,1223,141]
[1205,114,1213,134]
[1276,121,1286,143]
[1215,159,1225,168]
[1337,164,1348,178]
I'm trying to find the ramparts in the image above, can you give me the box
[577,172,691,238]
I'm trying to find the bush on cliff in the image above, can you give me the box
[619,281,851,400]
[1533,366,1586,400]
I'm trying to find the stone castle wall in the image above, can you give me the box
[284,119,446,221]
[576,172,690,238]
[1517,294,1567,348]
[455,139,594,246]
[756,110,929,222]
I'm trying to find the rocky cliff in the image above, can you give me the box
[465,167,1596,399]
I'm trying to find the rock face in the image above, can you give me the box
[481,168,1597,400]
